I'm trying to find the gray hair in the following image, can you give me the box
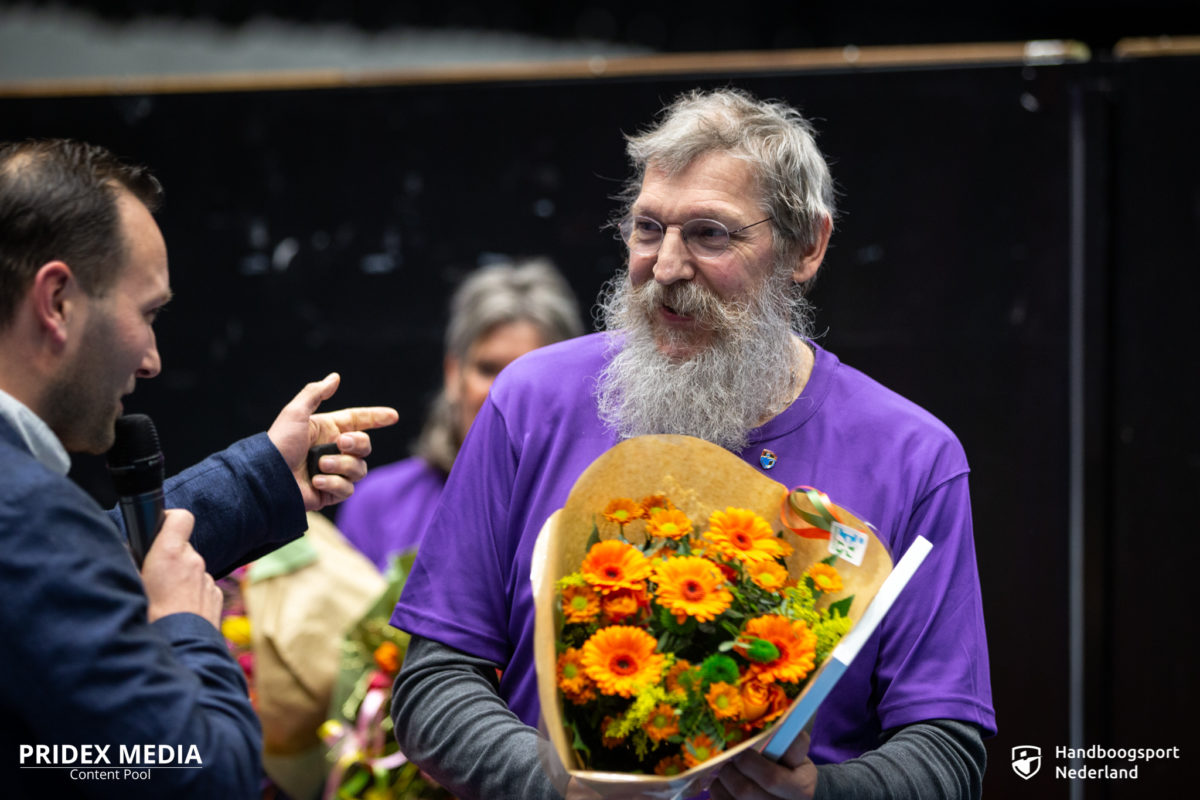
[416,258,584,472]
[618,88,835,290]
[442,258,584,364]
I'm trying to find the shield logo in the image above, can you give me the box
[759,449,777,470]
[1011,745,1041,780]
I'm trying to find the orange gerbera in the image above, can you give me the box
[654,754,687,777]
[643,703,680,742]
[653,556,732,622]
[739,676,789,727]
[704,507,793,564]
[557,647,589,694]
[683,733,723,768]
[645,508,692,540]
[373,641,401,674]
[806,562,844,593]
[603,497,644,526]
[580,540,651,595]
[745,560,789,592]
[741,615,817,684]
[558,649,597,704]
[601,588,644,624]
[561,583,601,624]
[704,681,743,720]
[581,626,666,697]
[639,494,675,517]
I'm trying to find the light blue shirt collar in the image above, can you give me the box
[0,388,71,475]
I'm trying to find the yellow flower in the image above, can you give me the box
[745,560,789,592]
[643,703,680,742]
[600,716,626,748]
[581,626,666,697]
[645,508,693,541]
[653,556,732,623]
[683,733,722,767]
[704,507,793,564]
[221,615,251,647]
[639,494,675,517]
[580,540,652,595]
[741,615,817,684]
[806,562,844,593]
[704,681,743,720]
[561,583,601,624]
[814,614,854,662]
[608,684,667,739]
[603,498,644,526]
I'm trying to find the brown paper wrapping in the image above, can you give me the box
[532,435,893,799]
[245,512,386,755]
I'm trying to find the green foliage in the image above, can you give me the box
[827,596,853,619]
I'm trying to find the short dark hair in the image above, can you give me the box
[0,139,163,329]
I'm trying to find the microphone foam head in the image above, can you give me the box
[107,414,165,494]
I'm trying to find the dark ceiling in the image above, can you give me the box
[18,2,1198,55]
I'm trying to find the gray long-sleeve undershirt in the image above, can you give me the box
[391,635,986,800]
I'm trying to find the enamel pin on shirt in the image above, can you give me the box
[760,449,777,470]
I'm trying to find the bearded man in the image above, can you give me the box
[390,88,995,800]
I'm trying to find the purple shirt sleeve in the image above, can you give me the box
[390,402,521,664]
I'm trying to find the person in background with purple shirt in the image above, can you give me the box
[389,88,996,800]
[336,259,584,570]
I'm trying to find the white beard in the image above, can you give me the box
[595,269,812,451]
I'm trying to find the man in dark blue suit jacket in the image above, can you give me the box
[0,139,398,798]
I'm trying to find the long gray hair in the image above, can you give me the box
[416,258,584,473]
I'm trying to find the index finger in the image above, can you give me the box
[317,406,400,434]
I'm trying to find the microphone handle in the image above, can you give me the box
[120,488,165,569]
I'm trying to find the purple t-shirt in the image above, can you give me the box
[336,456,447,570]
[391,333,996,764]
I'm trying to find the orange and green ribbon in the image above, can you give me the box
[781,486,846,540]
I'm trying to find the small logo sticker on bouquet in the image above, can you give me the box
[829,522,869,566]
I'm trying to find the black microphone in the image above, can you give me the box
[107,414,166,569]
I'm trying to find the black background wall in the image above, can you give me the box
[1,49,1195,798]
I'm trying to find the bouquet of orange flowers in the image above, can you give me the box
[554,498,853,776]
[532,435,893,798]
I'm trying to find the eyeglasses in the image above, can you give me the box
[618,215,772,259]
